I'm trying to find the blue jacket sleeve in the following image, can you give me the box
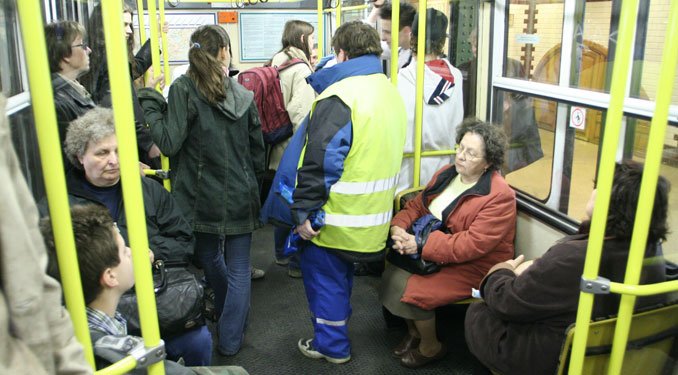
[291,96,352,224]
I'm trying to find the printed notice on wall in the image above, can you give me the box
[570,106,586,130]
[137,13,217,63]
[239,12,317,61]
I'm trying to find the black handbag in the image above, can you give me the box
[386,215,442,275]
[386,248,440,275]
[118,260,205,337]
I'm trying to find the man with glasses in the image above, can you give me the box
[45,20,95,163]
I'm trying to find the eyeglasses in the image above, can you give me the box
[71,43,89,50]
[456,145,482,161]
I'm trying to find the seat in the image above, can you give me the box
[556,302,678,375]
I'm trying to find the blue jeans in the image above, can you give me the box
[165,325,212,366]
[300,243,354,359]
[194,232,251,355]
[274,225,300,270]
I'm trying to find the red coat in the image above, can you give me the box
[391,165,516,309]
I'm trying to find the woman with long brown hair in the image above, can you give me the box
[138,24,265,356]
[269,20,317,278]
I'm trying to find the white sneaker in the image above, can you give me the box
[297,338,351,364]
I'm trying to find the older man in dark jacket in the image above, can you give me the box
[44,106,212,365]
[53,106,194,263]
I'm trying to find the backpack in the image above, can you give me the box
[238,58,305,145]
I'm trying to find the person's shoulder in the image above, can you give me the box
[173,74,193,88]
[141,177,166,193]
[490,171,516,197]
[271,51,289,66]
[542,235,588,263]
[229,76,255,101]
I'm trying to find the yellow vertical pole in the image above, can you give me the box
[390,0,400,85]
[606,1,678,373]
[145,0,162,91]
[412,4,427,189]
[158,0,172,192]
[159,1,170,89]
[568,0,639,373]
[100,1,165,374]
[317,0,324,58]
[15,0,95,367]
[136,0,147,42]
[336,0,342,29]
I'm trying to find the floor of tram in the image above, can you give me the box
[208,224,490,375]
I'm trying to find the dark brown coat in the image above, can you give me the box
[465,233,666,375]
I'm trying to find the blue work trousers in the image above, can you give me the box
[300,243,354,359]
[194,232,251,355]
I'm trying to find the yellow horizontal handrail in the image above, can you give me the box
[323,4,369,13]
[403,149,455,158]
[94,356,137,375]
[609,280,678,297]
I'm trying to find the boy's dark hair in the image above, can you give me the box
[606,161,670,242]
[42,204,121,305]
[44,21,86,73]
[332,21,383,59]
[379,2,417,31]
[411,8,448,56]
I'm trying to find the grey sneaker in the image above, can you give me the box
[251,267,265,280]
[287,268,302,278]
[275,258,290,266]
[297,338,350,364]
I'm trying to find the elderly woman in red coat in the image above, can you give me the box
[380,119,517,368]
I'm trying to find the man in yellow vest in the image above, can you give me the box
[293,21,407,363]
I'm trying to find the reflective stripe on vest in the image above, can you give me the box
[309,74,406,253]
[330,176,398,195]
[324,210,393,228]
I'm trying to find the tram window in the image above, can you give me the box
[493,89,553,201]
[8,107,45,202]
[342,10,364,24]
[503,0,564,84]
[0,0,25,96]
[634,0,678,106]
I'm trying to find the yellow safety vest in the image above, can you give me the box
[304,73,406,252]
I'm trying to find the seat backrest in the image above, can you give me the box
[394,186,425,212]
[556,303,678,375]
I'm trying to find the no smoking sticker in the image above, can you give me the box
[570,106,586,130]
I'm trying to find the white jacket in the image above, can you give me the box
[396,59,464,194]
